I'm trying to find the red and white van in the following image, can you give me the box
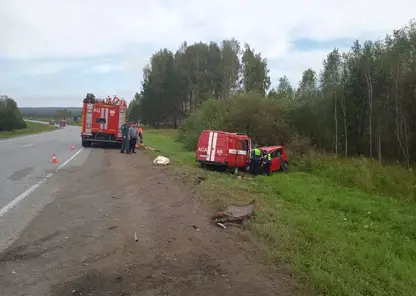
[196,130,252,173]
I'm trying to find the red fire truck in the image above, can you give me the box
[80,94,127,147]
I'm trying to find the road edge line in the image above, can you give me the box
[0,173,53,217]
[0,147,85,218]
[57,147,84,171]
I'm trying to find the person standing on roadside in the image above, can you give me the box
[129,122,139,153]
[120,121,130,153]
[137,124,143,144]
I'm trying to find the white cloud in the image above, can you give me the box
[1,0,415,93]
[269,47,351,87]
[19,61,83,76]
[89,64,123,74]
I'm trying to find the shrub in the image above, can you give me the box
[0,96,27,131]
[178,92,302,150]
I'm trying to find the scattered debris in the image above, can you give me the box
[195,175,206,184]
[212,199,256,227]
[108,226,118,230]
[191,225,200,231]
[143,145,161,152]
[134,232,138,242]
[217,223,227,229]
[153,156,170,165]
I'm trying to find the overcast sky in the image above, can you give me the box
[0,0,415,107]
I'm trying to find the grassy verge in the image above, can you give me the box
[144,129,416,296]
[0,121,57,139]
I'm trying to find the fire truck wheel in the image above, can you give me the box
[81,141,91,147]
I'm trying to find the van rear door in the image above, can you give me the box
[196,130,226,164]
[196,130,211,161]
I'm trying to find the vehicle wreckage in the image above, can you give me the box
[212,199,256,228]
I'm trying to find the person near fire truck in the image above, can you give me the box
[129,122,139,153]
[137,124,143,144]
[262,150,272,176]
[120,121,130,154]
[250,144,262,175]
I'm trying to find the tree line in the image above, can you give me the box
[128,19,416,165]
[20,107,83,118]
[0,95,27,131]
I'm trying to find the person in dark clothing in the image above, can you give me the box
[262,151,272,176]
[250,145,262,175]
[129,122,139,153]
[120,122,130,153]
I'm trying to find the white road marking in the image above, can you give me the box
[22,143,34,148]
[0,174,52,217]
[50,137,57,140]
[57,148,84,171]
[0,148,84,218]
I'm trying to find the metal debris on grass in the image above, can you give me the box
[212,199,256,228]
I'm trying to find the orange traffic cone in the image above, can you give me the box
[51,154,58,164]
[70,144,75,151]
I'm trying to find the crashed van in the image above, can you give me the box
[260,145,289,172]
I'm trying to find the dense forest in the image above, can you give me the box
[128,19,416,165]
[0,95,27,131]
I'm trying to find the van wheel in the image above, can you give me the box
[280,161,288,172]
[233,167,239,175]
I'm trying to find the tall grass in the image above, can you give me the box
[144,129,416,296]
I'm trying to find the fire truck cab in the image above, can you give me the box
[80,94,127,147]
[196,130,252,173]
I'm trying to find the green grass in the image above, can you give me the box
[0,121,57,139]
[144,129,416,296]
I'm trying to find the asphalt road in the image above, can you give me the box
[0,125,91,250]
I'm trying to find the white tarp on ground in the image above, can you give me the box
[153,156,170,165]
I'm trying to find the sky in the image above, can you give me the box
[0,0,415,107]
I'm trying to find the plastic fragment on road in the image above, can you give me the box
[153,156,170,165]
